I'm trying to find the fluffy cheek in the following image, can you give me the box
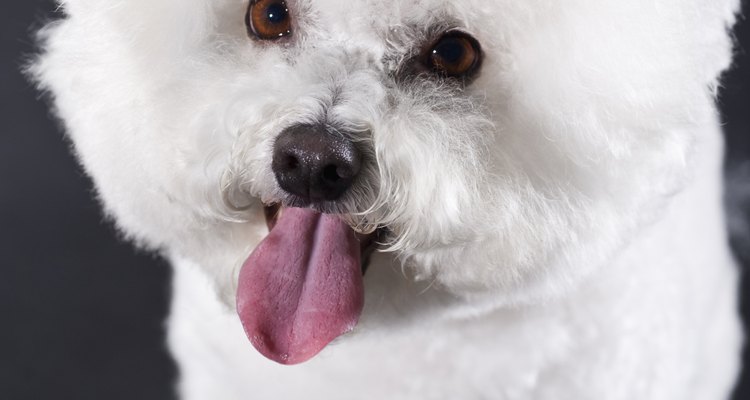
[395,121,693,307]
[371,0,732,306]
[379,30,703,305]
[367,83,495,250]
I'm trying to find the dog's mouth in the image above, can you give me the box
[236,203,382,365]
[262,203,382,273]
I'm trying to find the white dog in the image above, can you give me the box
[32,0,743,398]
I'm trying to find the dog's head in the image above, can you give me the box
[33,0,738,364]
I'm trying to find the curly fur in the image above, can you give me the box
[31,0,743,398]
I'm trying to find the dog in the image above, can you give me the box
[31,0,744,398]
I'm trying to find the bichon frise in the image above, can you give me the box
[31,0,744,398]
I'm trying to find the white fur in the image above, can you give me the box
[32,0,743,398]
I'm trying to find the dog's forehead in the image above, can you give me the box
[298,0,476,34]
[309,0,443,19]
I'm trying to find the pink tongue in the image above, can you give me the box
[236,207,364,365]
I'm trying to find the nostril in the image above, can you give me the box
[321,164,352,184]
[322,165,342,183]
[285,154,299,170]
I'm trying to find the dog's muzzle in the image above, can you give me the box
[235,123,381,365]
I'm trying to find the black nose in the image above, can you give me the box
[272,124,362,202]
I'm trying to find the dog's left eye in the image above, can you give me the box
[425,30,482,79]
[245,0,292,40]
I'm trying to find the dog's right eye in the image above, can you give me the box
[246,0,292,40]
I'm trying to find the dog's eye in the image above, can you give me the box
[425,31,482,79]
[246,0,292,40]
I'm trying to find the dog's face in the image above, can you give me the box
[35,0,736,363]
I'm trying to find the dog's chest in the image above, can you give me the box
[166,251,723,400]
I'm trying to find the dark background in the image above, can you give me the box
[1,1,748,399]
